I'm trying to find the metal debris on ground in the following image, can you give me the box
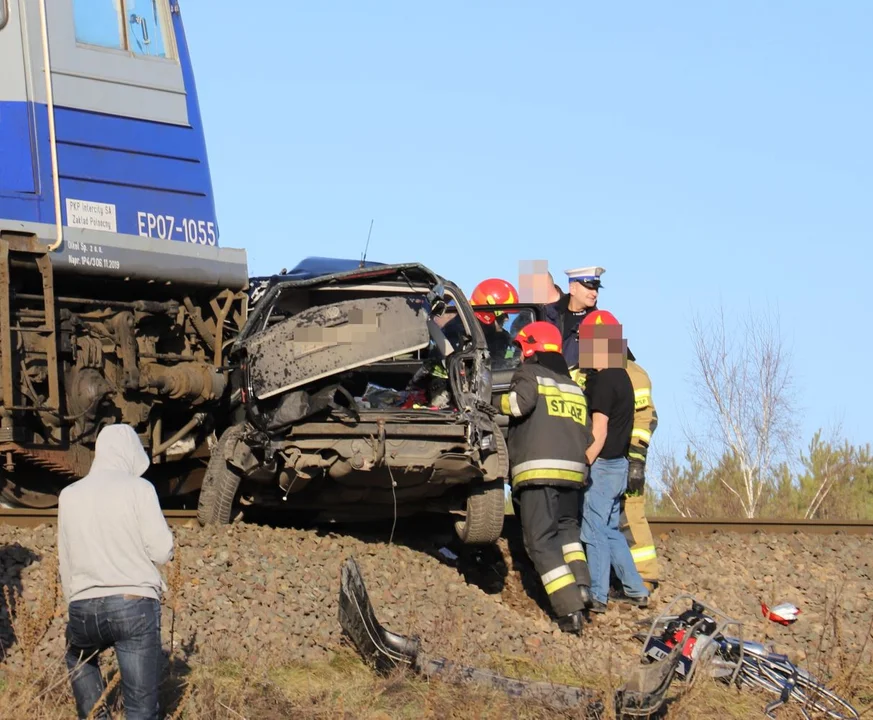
[338,556,679,719]
[635,594,860,719]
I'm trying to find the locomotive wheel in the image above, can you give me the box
[0,472,63,509]
[197,425,246,526]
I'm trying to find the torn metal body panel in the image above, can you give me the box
[238,262,490,425]
[338,557,677,719]
[246,295,431,400]
[240,262,449,342]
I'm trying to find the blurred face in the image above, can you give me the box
[518,259,553,303]
[528,273,554,303]
[577,325,626,370]
[569,280,599,309]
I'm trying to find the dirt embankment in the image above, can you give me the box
[2,517,872,687]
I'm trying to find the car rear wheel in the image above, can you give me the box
[454,479,506,545]
[198,425,246,526]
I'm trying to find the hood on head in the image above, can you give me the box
[89,424,150,477]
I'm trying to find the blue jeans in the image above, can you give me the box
[65,595,162,720]
[580,457,648,604]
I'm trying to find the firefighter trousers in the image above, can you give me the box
[619,495,660,585]
[516,485,591,617]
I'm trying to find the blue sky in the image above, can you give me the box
[183,2,871,476]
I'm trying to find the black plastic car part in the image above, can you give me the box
[338,556,678,718]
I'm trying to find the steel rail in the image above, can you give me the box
[0,510,871,535]
[0,508,199,528]
[648,518,873,535]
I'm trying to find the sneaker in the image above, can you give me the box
[556,610,585,636]
[588,600,608,614]
[578,584,592,607]
[614,594,649,609]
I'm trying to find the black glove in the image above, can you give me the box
[627,458,646,495]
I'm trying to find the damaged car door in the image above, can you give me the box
[471,303,545,397]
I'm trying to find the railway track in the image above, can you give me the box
[0,509,871,535]
[0,508,199,528]
[648,518,873,535]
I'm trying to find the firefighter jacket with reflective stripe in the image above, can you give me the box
[626,360,658,462]
[499,358,593,493]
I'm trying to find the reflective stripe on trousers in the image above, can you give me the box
[517,485,588,617]
[631,545,657,562]
[540,565,576,594]
[562,541,586,563]
[620,495,660,581]
[631,427,652,444]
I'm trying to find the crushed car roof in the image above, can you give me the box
[255,257,388,282]
[247,258,446,305]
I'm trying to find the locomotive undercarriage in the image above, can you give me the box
[0,233,247,507]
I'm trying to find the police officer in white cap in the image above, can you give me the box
[552,266,605,367]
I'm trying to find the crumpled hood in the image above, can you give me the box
[88,424,150,477]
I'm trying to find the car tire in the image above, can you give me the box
[454,479,506,545]
[197,425,246,526]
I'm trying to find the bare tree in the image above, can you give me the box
[685,304,798,518]
[803,450,845,520]
[801,424,855,520]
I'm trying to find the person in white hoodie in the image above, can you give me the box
[58,424,174,720]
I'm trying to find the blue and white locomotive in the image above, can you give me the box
[0,0,248,506]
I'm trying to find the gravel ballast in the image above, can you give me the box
[1,517,871,682]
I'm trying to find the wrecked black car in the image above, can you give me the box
[197,259,509,544]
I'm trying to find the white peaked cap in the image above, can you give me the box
[564,266,606,284]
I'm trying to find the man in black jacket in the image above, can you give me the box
[496,321,594,635]
[550,266,604,367]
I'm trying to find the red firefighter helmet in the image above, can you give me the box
[514,321,563,358]
[578,309,621,338]
[471,278,519,325]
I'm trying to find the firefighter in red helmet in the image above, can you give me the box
[494,321,594,635]
[470,278,520,367]
[471,278,519,322]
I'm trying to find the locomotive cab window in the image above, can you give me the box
[73,0,174,59]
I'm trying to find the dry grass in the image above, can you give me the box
[2,551,59,673]
[659,676,807,719]
[85,670,121,720]
[0,550,73,719]
[0,549,871,719]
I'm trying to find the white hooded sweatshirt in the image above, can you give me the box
[58,424,174,604]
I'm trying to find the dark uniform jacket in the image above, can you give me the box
[543,285,566,329]
[549,294,595,367]
[498,353,594,494]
